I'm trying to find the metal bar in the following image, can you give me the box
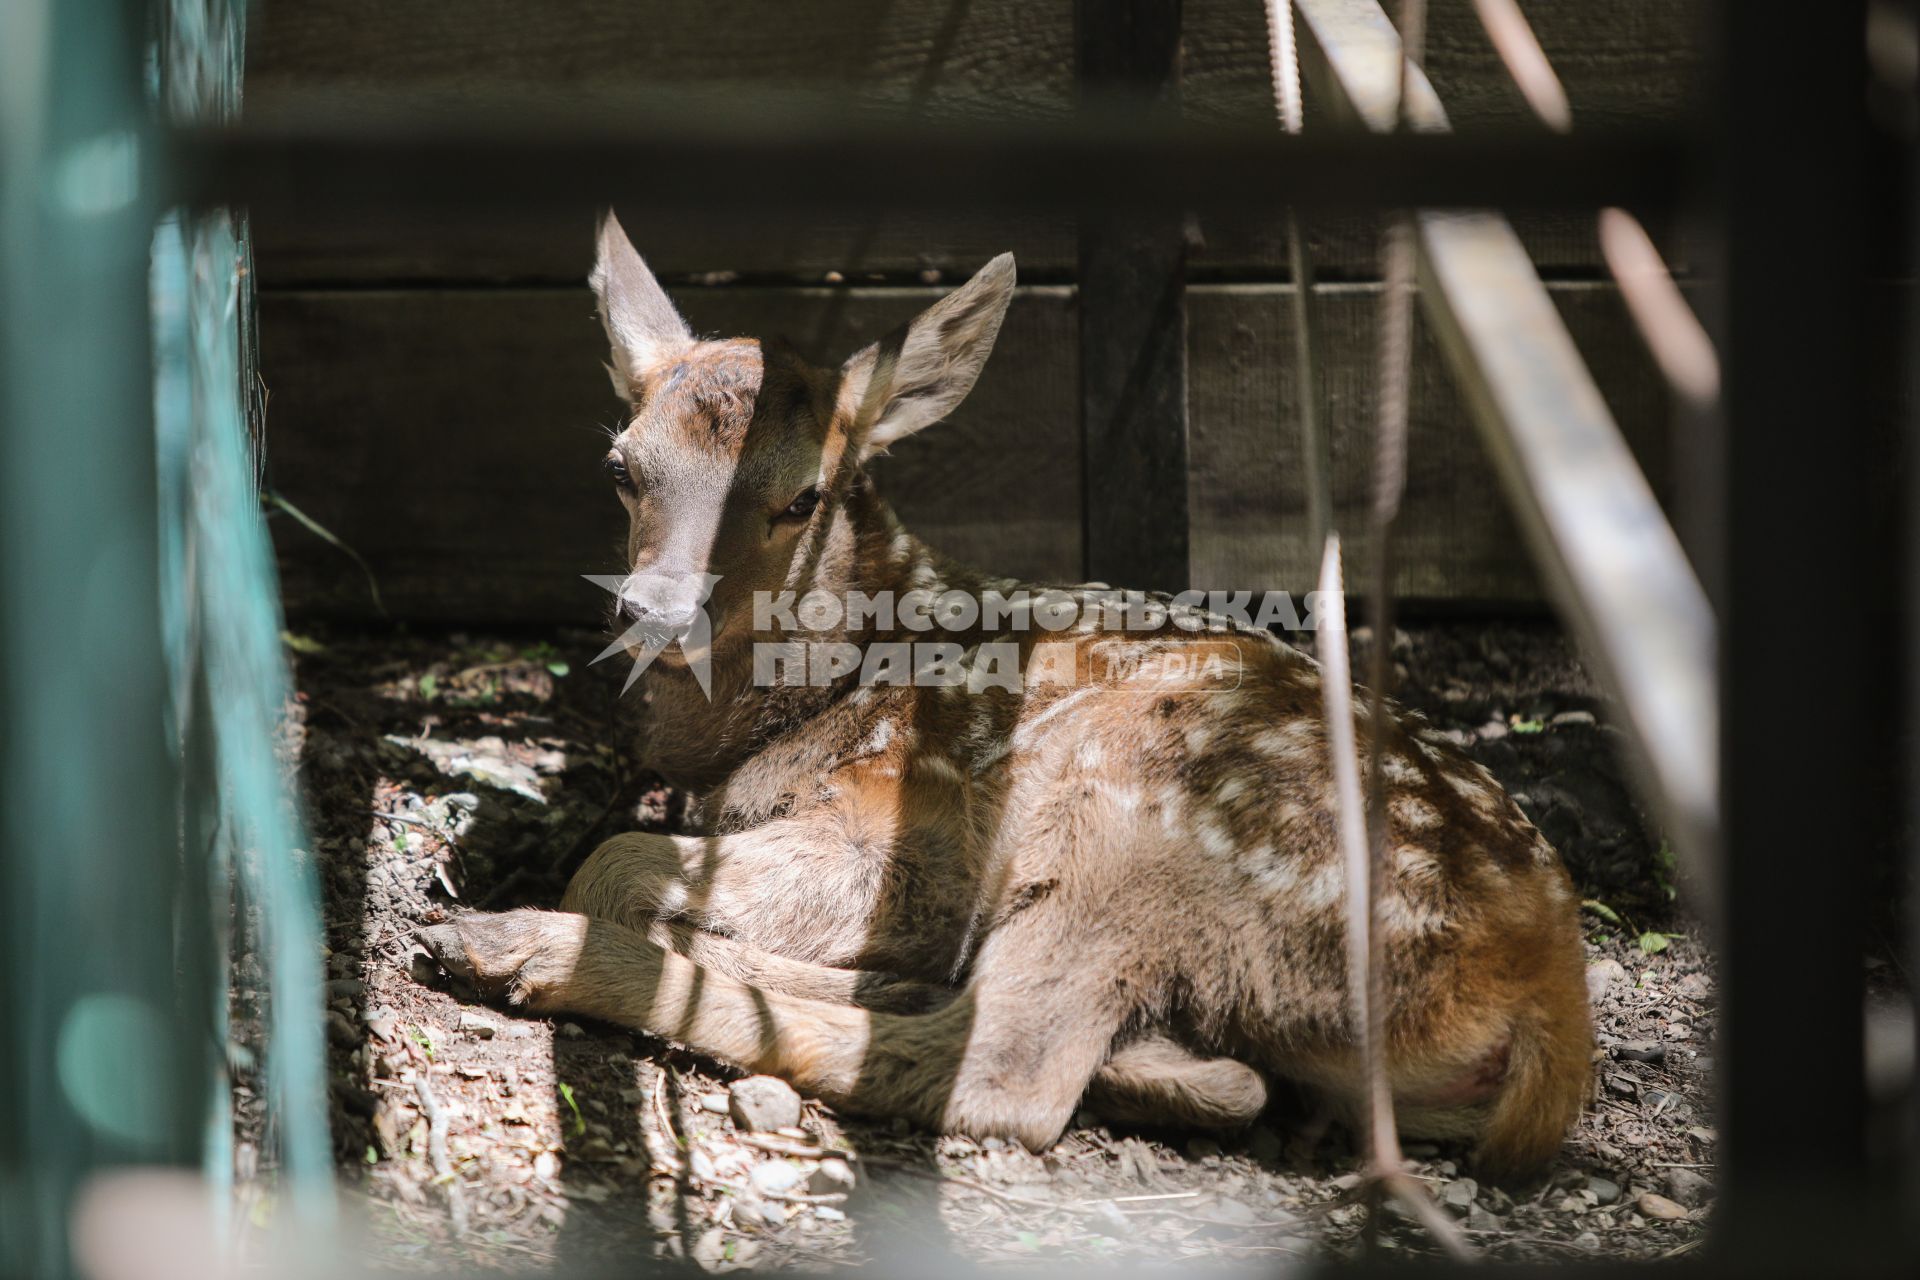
[1076,0,1191,592]
[166,116,1684,219]
[1468,0,1573,132]
[1599,206,1720,412]
[1263,0,1333,550]
[1296,0,1720,887]
[1714,0,1877,1262]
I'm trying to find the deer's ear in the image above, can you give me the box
[590,210,692,400]
[840,253,1015,457]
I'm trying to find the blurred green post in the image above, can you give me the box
[0,0,196,1274]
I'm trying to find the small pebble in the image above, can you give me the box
[749,1159,807,1195]
[808,1158,856,1196]
[458,1011,498,1038]
[688,1147,718,1183]
[1636,1191,1689,1221]
[533,1151,559,1180]
[1466,1205,1502,1232]
[1586,958,1628,1001]
[728,1076,803,1132]
[1664,1167,1711,1206]
[1586,1175,1622,1205]
[733,1192,784,1227]
[557,1022,585,1040]
[1441,1178,1478,1210]
[700,1092,730,1115]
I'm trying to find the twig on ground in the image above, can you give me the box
[414,1075,469,1235]
[645,1068,688,1175]
[735,1132,839,1160]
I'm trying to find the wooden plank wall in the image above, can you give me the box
[249,0,1702,623]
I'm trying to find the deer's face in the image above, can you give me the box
[589,212,1015,666]
[602,339,851,663]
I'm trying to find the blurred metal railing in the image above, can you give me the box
[1296,0,1720,897]
[4,2,334,1276]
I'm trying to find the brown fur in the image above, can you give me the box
[416,215,1593,1179]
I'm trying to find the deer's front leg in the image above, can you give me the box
[560,790,936,972]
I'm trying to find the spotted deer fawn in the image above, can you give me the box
[417,213,1592,1178]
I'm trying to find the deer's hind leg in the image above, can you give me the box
[1088,1038,1269,1130]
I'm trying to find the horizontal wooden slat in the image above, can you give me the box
[246,0,1698,126]
[261,281,1669,622]
[242,0,1699,283]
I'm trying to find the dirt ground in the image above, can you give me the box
[235,620,1717,1269]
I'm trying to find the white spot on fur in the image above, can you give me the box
[1382,755,1421,786]
[1379,893,1444,934]
[1303,860,1345,909]
[1392,795,1442,832]
[1157,788,1185,834]
[1253,721,1316,761]
[861,719,896,757]
[1249,848,1300,895]
[1185,725,1212,755]
[1215,775,1249,806]
[1195,813,1235,859]
[1262,854,1341,910]
[1075,739,1105,770]
[1272,799,1308,831]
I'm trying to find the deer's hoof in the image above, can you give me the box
[413,909,586,1010]
[415,922,478,985]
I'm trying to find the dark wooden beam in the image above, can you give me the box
[1714,0,1879,1262]
[1075,0,1190,592]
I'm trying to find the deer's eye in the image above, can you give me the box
[606,455,635,493]
[781,487,821,521]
